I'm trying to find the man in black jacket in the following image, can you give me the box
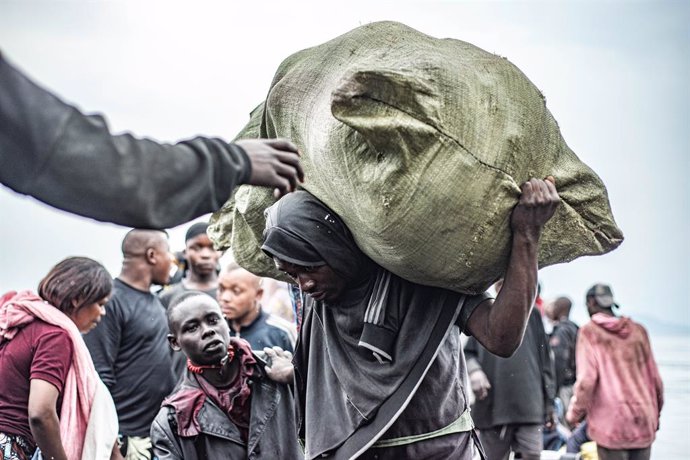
[150,291,300,460]
[465,285,556,460]
[0,53,304,228]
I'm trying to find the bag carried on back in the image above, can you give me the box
[210,21,623,294]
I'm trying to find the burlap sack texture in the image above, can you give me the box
[209,21,623,294]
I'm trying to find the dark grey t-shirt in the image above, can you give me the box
[84,278,177,436]
[294,267,491,459]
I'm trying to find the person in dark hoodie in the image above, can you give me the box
[566,284,664,460]
[260,177,560,460]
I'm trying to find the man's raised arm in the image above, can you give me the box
[466,177,560,357]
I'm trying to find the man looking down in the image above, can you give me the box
[260,178,560,459]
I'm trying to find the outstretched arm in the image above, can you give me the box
[465,177,560,357]
[0,53,303,228]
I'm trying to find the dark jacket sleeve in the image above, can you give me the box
[0,53,251,228]
[151,408,184,460]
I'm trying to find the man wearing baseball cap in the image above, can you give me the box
[566,283,664,460]
[586,284,619,309]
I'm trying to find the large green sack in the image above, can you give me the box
[209,21,623,294]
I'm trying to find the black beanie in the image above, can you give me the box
[185,222,209,242]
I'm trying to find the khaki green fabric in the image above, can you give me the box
[371,408,474,448]
[209,21,623,294]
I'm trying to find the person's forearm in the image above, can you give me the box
[29,411,68,460]
[485,231,539,356]
[567,337,593,424]
[466,177,558,357]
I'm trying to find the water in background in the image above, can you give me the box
[650,333,690,459]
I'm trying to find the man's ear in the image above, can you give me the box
[146,247,157,265]
[168,334,181,352]
[256,287,264,303]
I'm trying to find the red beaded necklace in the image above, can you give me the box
[187,343,236,374]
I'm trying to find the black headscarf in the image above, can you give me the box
[261,190,373,282]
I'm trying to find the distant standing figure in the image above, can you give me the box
[465,281,556,460]
[545,296,579,415]
[160,222,221,309]
[566,284,664,460]
[217,265,296,352]
[85,229,178,460]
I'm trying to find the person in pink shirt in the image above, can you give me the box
[566,284,664,460]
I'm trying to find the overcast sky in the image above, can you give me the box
[1,0,688,330]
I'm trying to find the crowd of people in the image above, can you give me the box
[464,281,664,460]
[0,218,664,460]
[0,52,664,460]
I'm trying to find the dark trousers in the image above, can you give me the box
[566,421,590,453]
[479,424,543,460]
[597,445,651,460]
